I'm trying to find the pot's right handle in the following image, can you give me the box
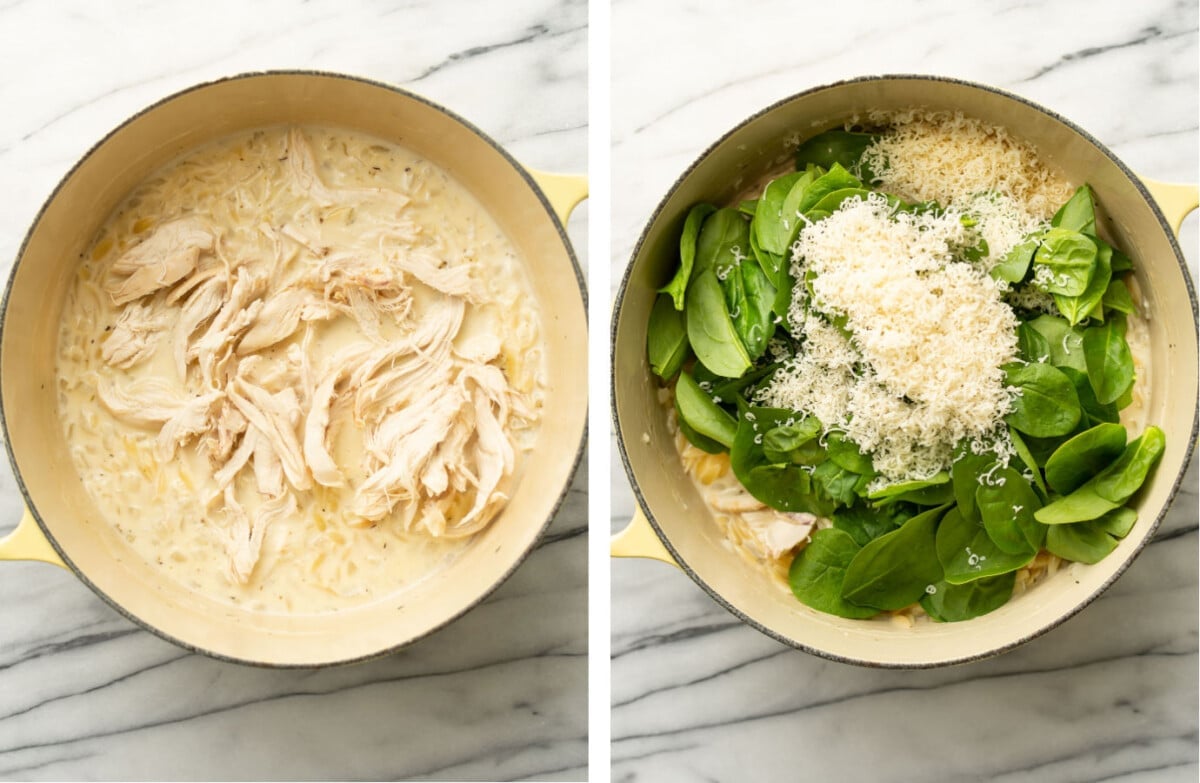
[0,506,66,569]
[1140,177,1199,236]
[526,169,588,226]
[610,506,679,568]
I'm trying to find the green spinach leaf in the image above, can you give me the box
[992,236,1040,284]
[685,269,751,378]
[1004,362,1081,438]
[787,529,879,619]
[1054,239,1111,326]
[1090,426,1165,504]
[1027,314,1086,372]
[833,504,909,547]
[660,203,717,309]
[1045,521,1118,564]
[1082,317,1135,405]
[1102,279,1136,315]
[794,131,879,179]
[976,467,1045,555]
[841,504,948,611]
[647,293,690,380]
[1032,228,1097,297]
[1051,185,1097,235]
[920,573,1016,622]
[674,370,738,448]
[729,260,777,360]
[1043,422,1126,495]
[936,506,1037,584]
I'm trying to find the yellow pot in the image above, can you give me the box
[612,75,1197,667]
[0,71,588,667]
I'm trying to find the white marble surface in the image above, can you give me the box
[611,1,1198,781]
[0,1,587,781]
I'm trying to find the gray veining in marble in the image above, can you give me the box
[0,1,587,781]
[611,0,1197,781]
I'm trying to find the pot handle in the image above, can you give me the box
[0,506,66,569]
[527,169,588,225]
[610,506,679,568]
[1140,177,1199,236]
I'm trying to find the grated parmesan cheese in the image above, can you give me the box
[859,110,1074,219]
[759,193,1019,483]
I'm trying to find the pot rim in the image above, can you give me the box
[0,68,588,668]
[611,72,1199,668]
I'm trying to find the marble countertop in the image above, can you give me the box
[611,1,1198,781]
[0,1,587,781]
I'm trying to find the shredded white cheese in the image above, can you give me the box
[860,110,1074,219]
[759,193,1019,483]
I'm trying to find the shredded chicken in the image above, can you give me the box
[105,218,214,305]
[68,125,540,590]
[102,300,170,368]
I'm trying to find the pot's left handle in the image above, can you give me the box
[0,507,66,569]
[611,506,679,568]
[527,169,588,225]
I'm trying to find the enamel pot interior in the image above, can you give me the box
[614,76,1197,667]
[1,72,587,666]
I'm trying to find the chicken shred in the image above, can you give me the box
[80,126,537,586]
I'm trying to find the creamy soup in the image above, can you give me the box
[56,126,544,614]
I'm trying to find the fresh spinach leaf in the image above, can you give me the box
[1016,321,1051,363]
[737,199,758,217]
[647,293,690,380]
[1091,426,1165,504]
[1102,278,1136,315]
[1004,362,1081,438]
[761,417,823,465]
[812,460,861,508]
[693,208,748,278]
[1051,185,1097,235]
[936,506,1037,585]
[674,370,738,448]
[808,187,872,215]
[867,472,950,502]
[730,260,777,360]
[794,131,879,179]
[675,399,725,454]
[685,269,751,378]
[796,164,863,214]
[788,528,879,619]
[976,467,1045,555]
[1094,506,1138,538]
[1027,314,1086,372]
[826,432,875,475]
[1045,520,1118,564]
[1054,238,1111,326]
[1109,246,1133,273]
[920,573,1016,622]
[1082,317,1135,405]
[833,504,909,547]
[1060,366,1120,426]
[660,203,717,310]
[731,405,834,516]
[1043,422,1126,495]
[951,443,997,522]
[1032,228,1097,297]
[1008,427,1048,495]
[841,504,948,611]
[1034,483,1119,525]
[992,236,1040,284]
[753,172,806,258]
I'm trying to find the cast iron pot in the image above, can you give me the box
[0,71,588,667]
[612,75,1197,668]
